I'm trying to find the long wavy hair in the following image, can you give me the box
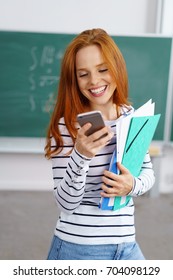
[45,28,130,158]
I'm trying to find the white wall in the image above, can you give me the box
[0,0,158,34]
[0,153,52,190]
[0,138,53,190]
[0,0,173,192]
[161,0,173,34]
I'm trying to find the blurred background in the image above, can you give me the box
[0,0,173,260]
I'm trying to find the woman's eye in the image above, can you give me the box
[79,73,88,77]
[99,69,108,73]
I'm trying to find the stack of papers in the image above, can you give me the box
[100,100,161,211]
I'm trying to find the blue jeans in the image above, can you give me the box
[47,235,145,260]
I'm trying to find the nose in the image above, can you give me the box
[90,72,99,85]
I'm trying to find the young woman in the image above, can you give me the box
[45,28,155,260]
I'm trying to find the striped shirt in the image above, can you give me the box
[51,106,155,245]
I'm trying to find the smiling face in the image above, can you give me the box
[75,45,117,114]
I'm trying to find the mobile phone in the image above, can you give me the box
[77,111,106,136]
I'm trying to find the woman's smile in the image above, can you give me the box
[89,85,107,97]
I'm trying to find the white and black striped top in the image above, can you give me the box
[51,106,155,245]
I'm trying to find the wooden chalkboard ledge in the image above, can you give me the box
[0,137,46,154]
[148,141,164,197]
[149,141,163,157]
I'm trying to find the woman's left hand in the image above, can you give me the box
[101,162,134,197]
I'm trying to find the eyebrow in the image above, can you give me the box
[76,62,107,71]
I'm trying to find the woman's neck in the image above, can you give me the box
[88,103,118,121]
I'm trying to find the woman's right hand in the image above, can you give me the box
[75,123,114,158]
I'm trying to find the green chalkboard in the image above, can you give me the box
[0,31,172,139]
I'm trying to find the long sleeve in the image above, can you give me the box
[51,120,92,214]
[129,151,155,196]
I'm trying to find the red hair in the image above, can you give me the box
[45,28,130,158]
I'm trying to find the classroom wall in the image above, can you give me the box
[0,0,173,192]
[0,0,158,34]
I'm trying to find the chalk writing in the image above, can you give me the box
[28,45,62,112]
[42,92,56,113]
[40,75,59,87]
[29,73,36,91]
[40,46,55,66]
[29,95,36,112]
[30,47,38,71]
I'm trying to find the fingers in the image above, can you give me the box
[77,124,114,149]
[101,184,120,197]
[78,123,113,141]
[75,124,114,158]
[101,182,128,198]
[89,129,114,146]
[116,162,130,174]
[101,167,134,197]
[102,171,118,186]
[101,173,121,197]
[77,122,92,138]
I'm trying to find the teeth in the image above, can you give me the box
[90,86,106,94]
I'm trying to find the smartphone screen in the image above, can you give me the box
[77,111,106,136]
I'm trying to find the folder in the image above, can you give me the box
[122,114,161,177]
[99,100,161,211]
[112,114,160,211]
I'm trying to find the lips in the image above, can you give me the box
[89,85,107,97]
